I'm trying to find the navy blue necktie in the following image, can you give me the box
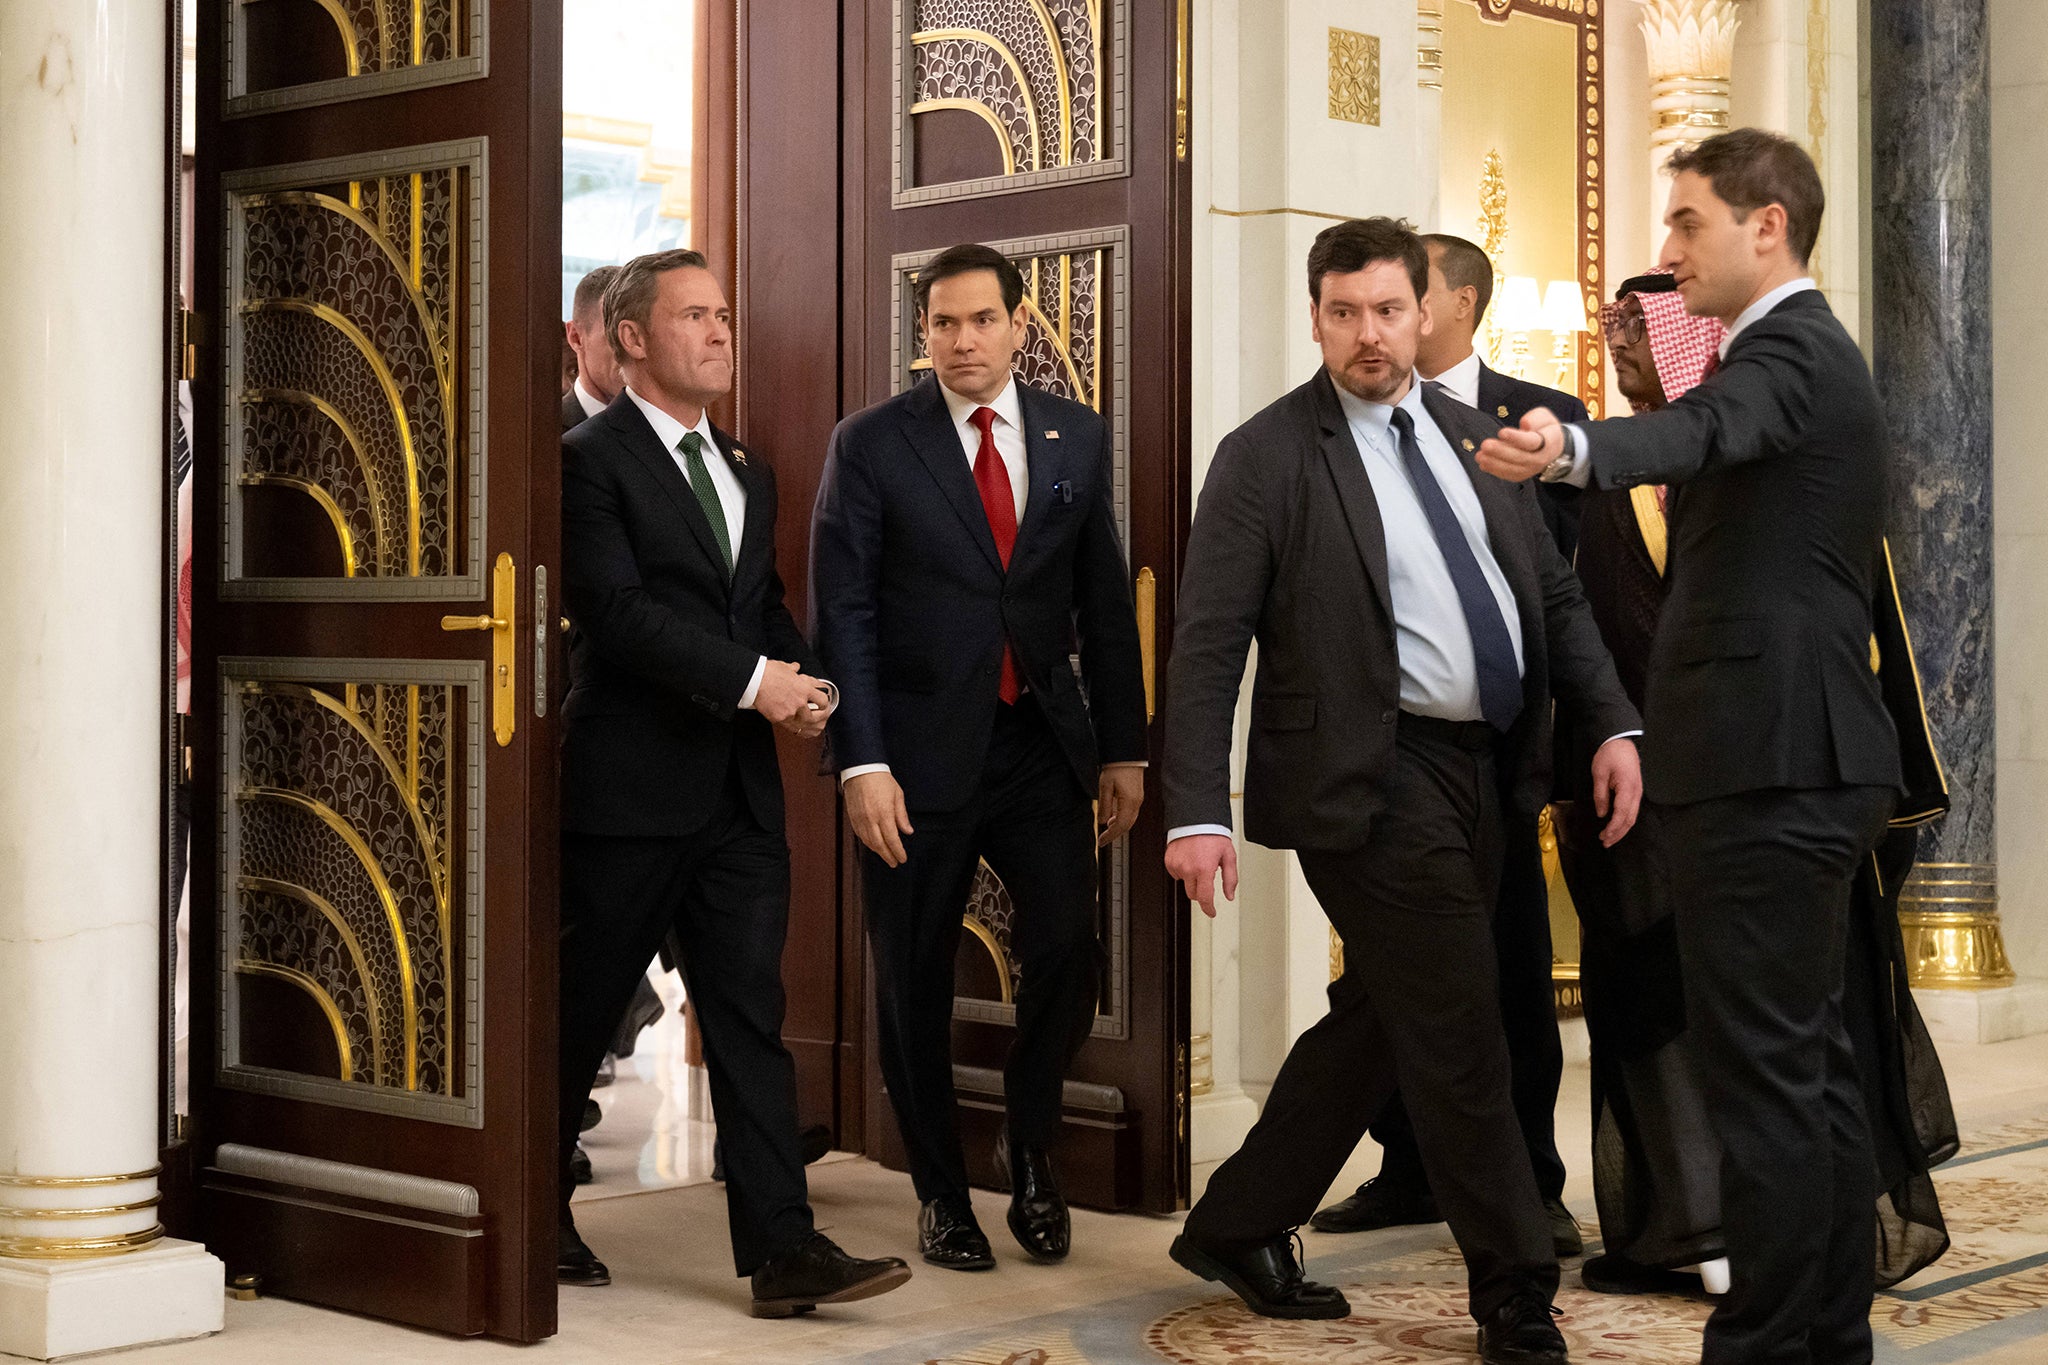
[1388,406,1524,732]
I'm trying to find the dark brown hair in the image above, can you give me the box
[913,243,1026,315]
[1307,217,1429,306]
[1421,233,1494,324]
[603,248,710,355]
[1666,128,1825,266]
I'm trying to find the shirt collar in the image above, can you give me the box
[938,373,1023,435]
[1420,349,1482,410]
[573,377,608,420]
[1722,276,1817,356]
[624,385,716,457]
[1333,375,1429,444]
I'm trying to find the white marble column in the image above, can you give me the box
[1637,0,1741,258]
[1416,1,1444,228]
[0,0,223,1356]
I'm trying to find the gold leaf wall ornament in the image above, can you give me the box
[1327,28,1381,126]
[909,0,1105,180]
[1477,149,1508,370]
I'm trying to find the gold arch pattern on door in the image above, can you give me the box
[222,663,481,1122]
[898,0,1127,204]
[225,143,483,599]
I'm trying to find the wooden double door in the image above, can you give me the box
[181,0,1190,1340]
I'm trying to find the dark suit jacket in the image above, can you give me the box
[1471,361,1589,562]
[1162,370,1639,850]
[562,387,591,433]
[1579,289,1901,805]
[810,375,1148,811]
[561,394,817,837]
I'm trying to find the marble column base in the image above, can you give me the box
[0,1239,223,1361]
[1913,980,2048,1045]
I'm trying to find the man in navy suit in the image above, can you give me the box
[810,244,1148,1271]
[558,248,909,1317]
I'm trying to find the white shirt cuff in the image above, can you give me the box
[1543,425,1593,489]
[737,655,768,710]
[1167,824,1234,843]
[1600,730,1643,746]
[839,762,891,786]
[1102,761,1149,770]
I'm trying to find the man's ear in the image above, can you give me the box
[616,319,646,362]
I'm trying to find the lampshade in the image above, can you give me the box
[1497,276,1544,333]
[1539,279,1589,334]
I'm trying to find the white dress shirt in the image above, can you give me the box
[841,372,1143,787]
[623,386,768,710]
[1548,277,1818,488]
[573,377,608,421]
[1166,381,1527,845]
[1422,349,1484,410]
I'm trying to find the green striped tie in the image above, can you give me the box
[678,430,733,576]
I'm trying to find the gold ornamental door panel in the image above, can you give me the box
[226,0,487,115]
[894,229,1133,1041]
[223,142,485,600]
[219,658,484,1126]
[897,0,1129,204]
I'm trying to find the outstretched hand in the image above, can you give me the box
[1476,405,1565,483]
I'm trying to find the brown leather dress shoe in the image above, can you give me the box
[750,1232,912,1318]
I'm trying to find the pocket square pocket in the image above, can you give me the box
[1052,479,1073,504]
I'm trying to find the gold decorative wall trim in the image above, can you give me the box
[1327,28,1381,126]
[1418,1,1444,90]
[224,0,488,118]
[235,960,357,1082]
[1207,205,1356,222]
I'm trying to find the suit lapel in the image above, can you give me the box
[1311,373,1395,629]
[712,424,769,575]
[901,377,1004,575]
[1011,385,1063,562]
[1474,362,1512,421]
[606,398,731,588]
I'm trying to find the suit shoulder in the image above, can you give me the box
[1023,383,1101,430]
[832,387,920,454]
[1497,371,1584,417]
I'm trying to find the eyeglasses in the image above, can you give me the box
[1601,313,1646,346]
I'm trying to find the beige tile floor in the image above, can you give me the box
[95,1026,2048,1364]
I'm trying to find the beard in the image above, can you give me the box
[1330,354,1412,405]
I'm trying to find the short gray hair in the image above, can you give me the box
[603,248,711,357]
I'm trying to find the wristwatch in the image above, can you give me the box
[1539,428,1576,483]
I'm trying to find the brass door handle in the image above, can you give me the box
[441,552,518,746]
[1136,566,1157,722]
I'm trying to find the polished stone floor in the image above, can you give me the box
[114,1010,2048,1364]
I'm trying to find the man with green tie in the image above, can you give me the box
[556,248,910,1317]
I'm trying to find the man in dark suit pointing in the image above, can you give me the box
[811,244,1147,1271]
[1164,217,1641,1365]
[1480,129,1902,1364]
[557,248,909,1317]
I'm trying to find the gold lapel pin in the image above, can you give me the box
[1461,438,1476,452]
[731,447,748,466]
[1496,405,1510,418]
[1044,430,1060,440]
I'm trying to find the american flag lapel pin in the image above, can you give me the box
[1044,429,1060,440]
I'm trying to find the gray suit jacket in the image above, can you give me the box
[1163,369,1638,850]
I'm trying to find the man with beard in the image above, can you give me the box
[1162,216,1642,1365]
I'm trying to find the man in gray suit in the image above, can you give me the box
[1162,218,1642,1365]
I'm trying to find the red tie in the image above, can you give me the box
[969,406,1021,704]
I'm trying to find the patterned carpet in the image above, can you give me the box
[860,1116,2048,1365]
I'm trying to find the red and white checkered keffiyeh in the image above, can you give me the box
[1599,267,1727,405]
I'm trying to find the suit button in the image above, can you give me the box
[691,693,714,710]
[1380,709,1396,724]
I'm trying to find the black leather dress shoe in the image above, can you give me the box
[580,1098,602,1133]
[1168,1232,1350,1320]
[1545,1198,1584,1258]
[750,1231,912,1318]
[919,1197,996,1271]
[1308,1176,1441,1234]
[557,1216,610,1287]
[1006,1146,1070,1262]
[1580,1252,1704,1296]
[569,1142,594,1185]
[1476,1292,1568,1364]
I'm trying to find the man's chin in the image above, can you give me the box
[1334,365,1406,404]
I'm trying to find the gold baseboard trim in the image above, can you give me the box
[1900,909,2015,989]
[0,1223,165,1260]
